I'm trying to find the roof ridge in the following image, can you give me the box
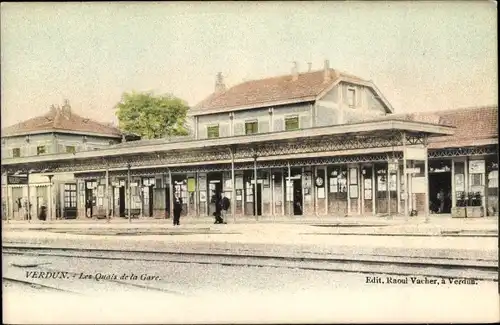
[235,68,337,86]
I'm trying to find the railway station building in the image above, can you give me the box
[1,61,498,221]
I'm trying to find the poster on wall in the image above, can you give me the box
[389,175,397,191]
[317,187,325,199]
[364,178,372,190]
[349,168,358,184]
[199,191,206,202]
[364,189,372,200]
[349,185,358,198]
[469,160,485,174]
[330,178,338,193]
[198,175,207,190]
[97,185,104,197]
[455,174,464,192]
[235,176,244,189]
[224,179,232,190]
[187,179,196,192]
[377,176,387,191]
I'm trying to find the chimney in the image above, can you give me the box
[61,99,71,118]
[215,72,226,93]
[307,62,312,72]
[323,59,331,83]
[292,61,299,81]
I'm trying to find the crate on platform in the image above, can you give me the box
[466,206,484,218]
[451,207,467,218]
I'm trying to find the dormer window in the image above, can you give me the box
[347,88,356,108]
[37,146,46,155]
[12,148,21,158]
[207,125,220,138]
[245,120,258,135]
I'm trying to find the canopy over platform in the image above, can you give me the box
[1,118,454,175]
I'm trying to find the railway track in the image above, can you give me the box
[3,245,498,282]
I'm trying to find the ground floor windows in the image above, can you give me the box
[64,184,77,208]
[6,154,497,220]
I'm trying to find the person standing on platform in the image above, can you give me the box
[173,194,183,226]
[220,193,230,224]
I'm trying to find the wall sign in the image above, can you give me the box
[469,160,485,174]
[315,176,324,187]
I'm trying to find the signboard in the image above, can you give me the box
[469,160,485,174]
[7,176,28,184]
[405,168,421,174]
[187,178,196,192]
[404,147,427,160]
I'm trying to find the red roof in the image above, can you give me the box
[427,106,498,149]
[1,106,123,138]
[195,68,367,111]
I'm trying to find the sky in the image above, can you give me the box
[1,1,497,128]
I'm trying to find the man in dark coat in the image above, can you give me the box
[220,193,230,223]
[213,194,224,224]
[173,194,183,226]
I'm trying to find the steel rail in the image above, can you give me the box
[3,245,498,281]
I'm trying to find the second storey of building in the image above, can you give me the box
[1,101,124,158]
[190,61,394,139]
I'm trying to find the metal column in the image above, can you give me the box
[5,172,9,223]
[168,168,174,221]
[48,175,53,221]
[230,147,236,223]
[451,159,456,209]
[105,167,110,222]
[386,159,391,219]
[27,170,31,222]
[402,132,408,217]
[253,154,258,220]
[371,165,376,215]
[347,167,351,216]
[287,161,291,217]
[324,167,328,215]
[127,164,131,223]
[424,136,430,223]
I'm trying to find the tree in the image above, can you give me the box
[115,91,190,139]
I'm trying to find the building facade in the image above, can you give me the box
[1,100,128,220]
[1,63,498,221]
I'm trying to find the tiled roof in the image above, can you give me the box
[1,106,123,138]
[426,106,498,149]
[194,68,367,111]
[360,106,497,148]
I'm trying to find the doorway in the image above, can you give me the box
[85,188,94,218]
[143,185,154,217]
[119,186,125,217]
[208,172,223,216]
[293,178,303,215]
[164,186,170,218]
[429,171,452,214]
[253,183,262,216]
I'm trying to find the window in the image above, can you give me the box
[64,184,77,208]
[347,88,356,107]
[470,174,482,186]
[285,116,299,131]
[207,125,219,138]
[245,121,258,135]
[66,146,76,154]
[12,148,21,158]
[37,146,46,155]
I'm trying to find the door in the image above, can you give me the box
[255,183,262,216]
[119,187,125,217]
[85,188,94,217]
[293,179,303,216]
[165,187,170,218]
[148,185,154,217]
